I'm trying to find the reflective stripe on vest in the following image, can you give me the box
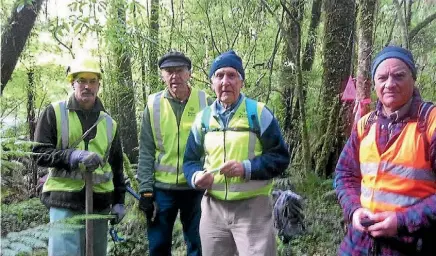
[361,162,436,181]
[357,105,436,212]
[149,88,207,183]
[203,97,272,200]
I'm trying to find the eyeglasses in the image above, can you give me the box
[75,78,99,86]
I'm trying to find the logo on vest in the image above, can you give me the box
[188,107,196,117]
[238,112,247,118]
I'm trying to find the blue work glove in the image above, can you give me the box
[110,204,126,225]
[69,150,103,172]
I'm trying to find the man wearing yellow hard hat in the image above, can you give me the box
[32,56,126,256]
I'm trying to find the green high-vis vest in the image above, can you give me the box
[42,100,116,193]
[201,97,272,200]
[148,87,208,184]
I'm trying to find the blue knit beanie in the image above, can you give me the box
[209,50,245,80]
[371,46,417,80]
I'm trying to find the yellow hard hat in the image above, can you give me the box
[66,57,102,82]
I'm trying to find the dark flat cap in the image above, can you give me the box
[158,51,192,70]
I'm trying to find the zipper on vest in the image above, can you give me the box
[223,129,228,200]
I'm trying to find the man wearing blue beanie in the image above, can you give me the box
[335,45,436,255]
[183,50,290,255]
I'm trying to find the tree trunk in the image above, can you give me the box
[1,0,44,94]
[315,0,356,178]
[148,0,160,94]
[108,0,139,163]
[302,0,322,72]
[27,70,38,189]
[280,0,310,171]
[356,0,376,119]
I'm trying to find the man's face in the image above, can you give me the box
[161,66,191,93]
[374,58,415,111]
[73,72,100,106]
[211,67,243,105]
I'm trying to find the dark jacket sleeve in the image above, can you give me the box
[108,128,125,205]
[32,104,74,169]
[248,108,290,180]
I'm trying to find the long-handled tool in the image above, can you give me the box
[85,171,93,256]
[80,160,94,256]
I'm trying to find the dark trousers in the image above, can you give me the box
[147,188,203,256]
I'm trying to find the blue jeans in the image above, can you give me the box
[147,188,203,256]
[48,207,109,256]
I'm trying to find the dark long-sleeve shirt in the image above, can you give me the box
[335,88,436,255]
[33,95,125,211]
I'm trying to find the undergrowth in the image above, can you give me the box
[277,169,343,256]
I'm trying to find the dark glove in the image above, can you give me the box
[69,150,103,172]
[139,193,156,225]
[110,204,126,225]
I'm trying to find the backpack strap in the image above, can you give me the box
[357,111,377,138]
[245,98,260,136]
[417,102,435,161]
[200,107,212,133]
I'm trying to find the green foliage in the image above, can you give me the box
[1,198,49,236]
[1,137,39,203]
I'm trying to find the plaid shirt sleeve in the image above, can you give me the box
[335,127,363,222]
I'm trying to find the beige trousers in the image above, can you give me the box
[199,194,277,256]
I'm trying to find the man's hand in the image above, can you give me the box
[69,150,103,172]
[110,204,126,225]
[219,160,244,178]
[194,171,214,189]
[367,211,398,237]
[352,207,376,232]
[139,193,156,225]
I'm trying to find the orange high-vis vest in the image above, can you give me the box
[357,104,436,213]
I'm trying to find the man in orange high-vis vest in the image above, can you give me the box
[335,46,436,255]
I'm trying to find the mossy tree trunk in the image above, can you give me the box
[315,0,356,178]
[148,0,160,94]
[356,0,376,118]
[280,0,310,171]
[107,0,139,163]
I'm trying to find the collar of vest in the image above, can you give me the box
[67,94,106,112]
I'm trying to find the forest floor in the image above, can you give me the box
[1,168,343,256]
[278,169,343,256]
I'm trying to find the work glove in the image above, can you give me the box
[139,193,156,226]
[110,204,126,225]
[69,150,103,172]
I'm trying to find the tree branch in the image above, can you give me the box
[393,0,409,48]
[409,11,436,41]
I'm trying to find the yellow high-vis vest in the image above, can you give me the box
[202,96,272,200]
[148,87,208,184]
[43,100,116,193]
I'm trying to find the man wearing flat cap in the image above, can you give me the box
[183,50,290,255]
[335,45,436,255]
[137,51,212,255]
